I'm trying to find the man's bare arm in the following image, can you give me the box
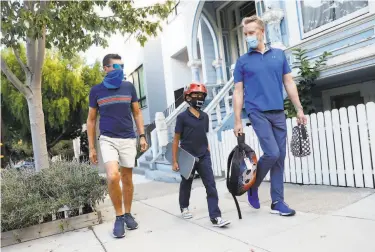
[131,102,145,135]
[86,107,97,151]
[283,73,303,112]
[233,82,244,122]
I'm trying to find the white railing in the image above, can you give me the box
[144,78,234,163]
[205,83,224,101]
[148,101,189,161]
[165,101,189,143]
[139,70,235,166]
[208,102,375,189]
[204,77,234,132]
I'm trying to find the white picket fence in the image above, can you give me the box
[208,102,375,188]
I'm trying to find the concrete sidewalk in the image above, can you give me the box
[3,176,375,252]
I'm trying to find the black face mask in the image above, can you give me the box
[188,97,205,110]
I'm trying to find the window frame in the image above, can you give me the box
[222,31,231,81]
[166,0,181,24]
[227,1,262,63]
[297,0,369,39]
[239,1,257,21]
[129,65,147,109]
[330,91,364,110]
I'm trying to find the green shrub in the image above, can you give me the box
[284,48,331,118]
[1,160,108,232]
[49,140,75,161]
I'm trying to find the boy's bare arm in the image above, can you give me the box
[172,133,180,164]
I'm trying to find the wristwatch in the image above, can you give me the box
[139,134,146,139]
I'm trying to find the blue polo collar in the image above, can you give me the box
[248,43,272,54]
[186,108,204,120]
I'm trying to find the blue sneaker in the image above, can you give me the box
[270,201,296,216]
[113,215,125,238]
[124,213,139,230]
[247,188,260,209]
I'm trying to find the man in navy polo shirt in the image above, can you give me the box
[233,16,307,216]
[172,83,230,227]
[87,54,148,238]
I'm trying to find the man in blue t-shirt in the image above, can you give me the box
[87,54,148,238]
[233,16,307,217]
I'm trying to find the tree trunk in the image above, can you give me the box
[28,24,49,171]
[27,86,49,171]
[1,111,6,168]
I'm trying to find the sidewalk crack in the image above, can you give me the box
[331,214,375,222]
[139,200,271,252]
[89,226,108,252]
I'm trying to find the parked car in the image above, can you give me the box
[14,160,35,170]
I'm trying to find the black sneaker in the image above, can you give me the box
[124,213,139,230]
[113,215,125,238]
[210,217,231,227]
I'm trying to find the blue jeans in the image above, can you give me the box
[179,153,221,219]
[248,110,287,203]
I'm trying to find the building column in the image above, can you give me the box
[187,59,202,83]
[230,64,236,78]
[212,59,224,85]
[207,59,224,100]
[262,7,285,49]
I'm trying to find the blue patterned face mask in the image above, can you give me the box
[246,35,259,51]
[103,69,124,89]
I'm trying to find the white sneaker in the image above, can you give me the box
[181,208,193,219]
[211,217,231,227]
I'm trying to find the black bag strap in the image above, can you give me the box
[226,149,235,189]
[231,193,242,219]
[226,147,243,220]
[237,133,245,150]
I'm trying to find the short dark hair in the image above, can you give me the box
[102,54,121,66]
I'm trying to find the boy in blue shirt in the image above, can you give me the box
[172,83,230,227]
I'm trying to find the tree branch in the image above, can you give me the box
[26,38,37,74]
[1,56,33,98]
[25,0,37,74]
[35,26,46,78]
[12,46,31,76]
[33,0,47,86]
[47,130,66,149]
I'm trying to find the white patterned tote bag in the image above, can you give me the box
[290,124,311,157]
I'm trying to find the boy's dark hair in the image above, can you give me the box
[102,54,121,66]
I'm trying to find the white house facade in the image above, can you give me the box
[122,0,375,182]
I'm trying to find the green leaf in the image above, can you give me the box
[1,0,174,55]
[1,0,175,154]
[1,46,105,149]
[284,48,329,116]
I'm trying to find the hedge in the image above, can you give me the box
[1,160,107,232]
